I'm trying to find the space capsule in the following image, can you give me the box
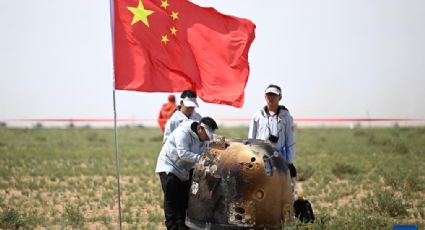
[186,137,293,229]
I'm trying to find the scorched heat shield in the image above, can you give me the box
[186,138,293,229]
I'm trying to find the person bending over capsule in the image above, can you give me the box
[155,117,218,230]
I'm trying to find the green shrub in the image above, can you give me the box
[352,128,366,137]
[62,203,85,228]
[149,136,163,142]
[297,165,315,182]
[393,141,409,154]
[147,211,162,224]
[24,213,47,229]
[381,167,424,192]
[283,213,329,230]
[365,189,409,217]
[381,168,405,190]
[406,174,425,192]
[329,210,391,230]
[331,163,360,178]
[0,207,26,230]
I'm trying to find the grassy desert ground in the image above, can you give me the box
[1,126,424,229]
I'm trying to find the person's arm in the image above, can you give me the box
[174,130,201,163]
[285,115,296,164]
[248,114,258,139]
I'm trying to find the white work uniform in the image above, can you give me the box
[163,109,202,143]
[155,120,208,181]
[248,106,296,164]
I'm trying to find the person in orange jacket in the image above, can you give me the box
[158,95,177,133]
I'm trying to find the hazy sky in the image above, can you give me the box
[1,0,424,126]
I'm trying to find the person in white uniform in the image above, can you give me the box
[163,90,202,143]
[248,84,297,194]
[156,117,218,230]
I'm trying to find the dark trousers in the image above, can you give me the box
[159,172,191,230]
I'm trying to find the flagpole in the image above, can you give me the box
[109,0,123,229]
[112,90,123,230]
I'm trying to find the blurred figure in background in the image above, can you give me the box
[158,94,177,133]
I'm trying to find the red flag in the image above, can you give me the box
[113,0,255,108]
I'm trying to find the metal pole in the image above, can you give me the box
[109,0,122,228]
[113,89,123,230]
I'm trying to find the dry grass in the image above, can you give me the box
[1,127,425,229]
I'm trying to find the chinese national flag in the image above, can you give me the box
[113,0,256,108]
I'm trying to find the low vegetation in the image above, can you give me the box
[0,126,424,229]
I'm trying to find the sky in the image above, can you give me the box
[1,0,424,126]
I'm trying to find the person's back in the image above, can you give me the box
[156,120,208,181]
[156,117,218,230]
[158,95,177,133]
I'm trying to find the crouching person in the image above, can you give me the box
[155,117,218,230]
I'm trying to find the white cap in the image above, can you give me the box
[200,123,214,140]
[181,97,199,108]
[265,86,281,95]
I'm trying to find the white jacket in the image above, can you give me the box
[155,120,208,181]
[163,109,202,143]
[248,106,296,163]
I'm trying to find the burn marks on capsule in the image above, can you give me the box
[186,139,293,229]
[239,161,259,171]
[240,157,258,171]
[191,148,222,199]
[228,201,255,227]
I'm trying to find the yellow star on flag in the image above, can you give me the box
[127,0,155,27]
[170,11,179,20]
[161,35,169,44]
[170,26,178,35]
[160,0,169,9]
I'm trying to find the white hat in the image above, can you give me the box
[200,123,214,140]
[265,86,281,95]
[181,97,199,108]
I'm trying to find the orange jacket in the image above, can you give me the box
[158,102,177,133]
